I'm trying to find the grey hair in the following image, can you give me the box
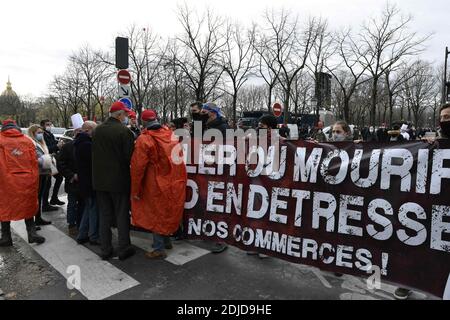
[109,110,126,118]
[82,120,97,131]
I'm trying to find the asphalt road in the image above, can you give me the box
[0,182,438,301]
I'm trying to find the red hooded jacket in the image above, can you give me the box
[131,127,187,235]
[0,128,39,221]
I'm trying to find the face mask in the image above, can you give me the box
[369,127,374,133]
[440,121,450,137]
[333,133,346,142]
[122,117,129,125]
[192,113,209,123]
[36,133,44,141]
[45,126,52,132]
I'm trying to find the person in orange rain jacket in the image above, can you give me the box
[0,119,45,246]
[131,109,187,259]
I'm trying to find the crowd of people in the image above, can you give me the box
[0,100,449,298]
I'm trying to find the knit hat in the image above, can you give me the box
[109,101,131,113]
[1,119,20,132]
[141,109,157,121]
[202,102,223,118]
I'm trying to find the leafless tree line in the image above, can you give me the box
[29,3,448,129]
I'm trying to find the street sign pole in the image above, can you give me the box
[444,47,449,104]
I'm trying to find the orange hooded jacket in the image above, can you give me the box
[131,127,187,235]
[0,128,39,221]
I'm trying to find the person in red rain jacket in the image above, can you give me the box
[0,119,45,246]
[130,109,187,259]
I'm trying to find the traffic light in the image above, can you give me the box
[115,37,129,70]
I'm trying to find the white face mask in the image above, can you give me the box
[122,116,129,125]
[45,126,52,132]
[369,127,374,133]
[36,133,44,141]
[333,133,346,141]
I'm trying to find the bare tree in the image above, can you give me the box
[326,29,369,123]
[307,19,335,114]
[356,3,431,124]
[402,60,436,127]
[70,45,112,120]
[221,21,256,125]
[175,5,227,102]
[124,25,166,119]
[258,8,319,123]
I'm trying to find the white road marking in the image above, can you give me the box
[310,268,332,289]
[117,230,210,266]
[444,273,450,300]
[11,222,140,300]
[340,292,379,300]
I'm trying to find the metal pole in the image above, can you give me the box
[444,47,449,104]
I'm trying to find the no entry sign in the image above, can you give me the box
[117,69,131,85]
[273,102,283,117]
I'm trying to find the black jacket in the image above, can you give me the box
[43,130,59,154]
[56,140,78,194]
[74,132,94,198]
[92,117,135,193]
[206,117,229,136]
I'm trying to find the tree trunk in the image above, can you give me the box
[370,78,378,125]
[343,97,350,123]
[388,93,394,126]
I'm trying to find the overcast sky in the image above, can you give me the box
[0,0,448,97]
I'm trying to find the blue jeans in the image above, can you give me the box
[77,196,99,241]
[152,233,171,252]
[67,192,78,227]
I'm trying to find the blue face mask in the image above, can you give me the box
[122,116,129,125]
[36,133,44,141]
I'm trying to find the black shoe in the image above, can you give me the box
[211,243,228,254]
[27,232,45,244]
[89,240,100,246]
[0,236,13,247]
[118,247,136,261]
[76,238,89,245]
[42,205,58,212]
[35,226,41,231]
[35,218,52,226]
[50,198,65,206]
[394,288,411,300]
[100,250,114,260]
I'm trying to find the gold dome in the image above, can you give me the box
[1,77,18,97]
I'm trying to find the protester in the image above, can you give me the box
[168,117,189,131]
[363,126,378,142]
[190,101,208,129]
[130,110,187,259]
[313,128,327,143]
[202,102,229,135]
[200,102,229,253]
[92,101,135,260]
[128,111,141,138]
[28,125,53,226]
[438,103,450,139]
[40,119,65,211]
[388,124,406,142]
[56,128,84,235]
[330,120,353,142]
[352,126,361,141]
[74,121,99,246]
[0,120,45,246]
[376,123,389,142]
[394,104,450,299]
